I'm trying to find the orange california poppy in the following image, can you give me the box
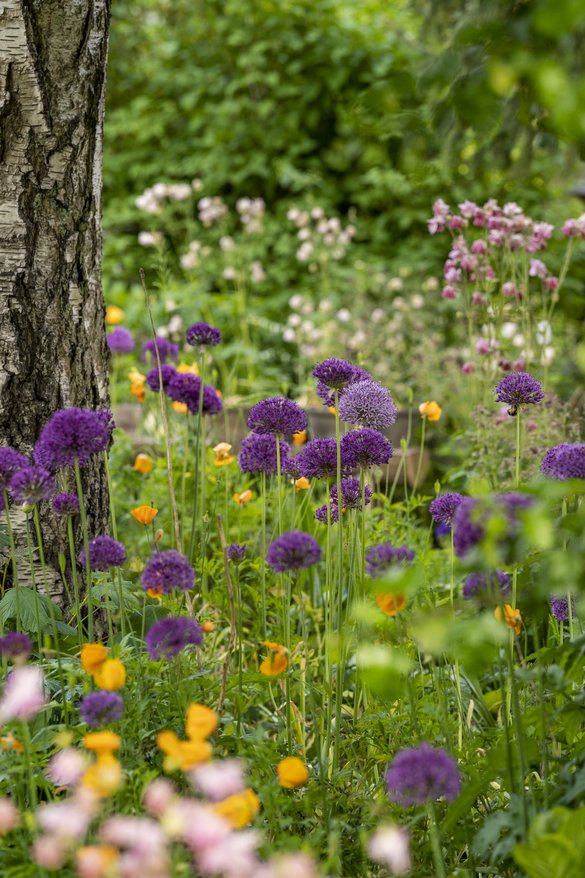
[495,604,522,635]
[130,505,159,526]
[419,401,442,422]
[133,453,153,474]
[375,593,407,617]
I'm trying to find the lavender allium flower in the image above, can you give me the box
[227,544,247,563]
[34,408,111,470]
[142,336,180,364]
[166,373,222,416]
[146,364,176,392]
[78,536,126,571]
[145,616,202,659]
[0,448,29,493]
[366,543,416,578]
[51,493,80,516]
[238,434,290,475]
[186,322,221,347]
[295,438,350,480]
[463,570,511,600]
[385,742,460,805]
[338,380,397,431]
[247,397,306,437]
[141,550,195,594]
[340,428,393,469]
[315,503,338,524]
[453,493,534,559]
[10,466,55,505]
[106,327,134,354]
[429,493,465,527]
[79,691,124,727]
[330,478,372,511]
[313,358,363,391]
[541,443,585,480]
[267,531,321,573]
[0,632,32,661]
[495,372,544,409]
[549,595,574,622]
[201,384,223,416]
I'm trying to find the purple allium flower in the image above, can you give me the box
[266,531,321,573]
[315,503,338,524]
[238,433,291,475]
[51,493,80,516]
[145,616,203,659]
[167,371,202,409]
[34,408,112,470]
[78,536,126,571]
[142,336,180,364]
[540,443,585,480]
[366,543,416,578]
[313,359,372,406]
[247,397,306,437]
[549,595,575,622]
[495,372,544,409]
[201,384,223,416]
[9,466,55,505]
[462,570,511,600]
[0,448,29,493]
[141,549,195,595]
[340,428,393,469]
[385,742,460,805]
[106,327,134,355]
[338,380,398,431]
[0,632,33,661]
[146,364,176,392]
[227,544,247,563]
[79,691,124,727]
[186,322,221,347]
[330,478,372,511]
[295,437,350,480]
[429,493,465,527]
[453,493,534,559]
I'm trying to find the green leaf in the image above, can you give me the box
[0,588,62,634]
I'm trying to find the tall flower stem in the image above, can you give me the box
[67,516,83,646]
[74,459,93,641]
[275,435,283,536]
[23,517,43,652]
[333,392,345,770]
[426,802,447,878]
[234,565,243,736]
[261,471,267,638]
[3,492,21,631]
[515,409,522,487]
[20,720,37,809]
[188,353,205,564]
[414,416,427,490]
[450,529,464,750]
[103,451,126,637]
[284,572,293,754]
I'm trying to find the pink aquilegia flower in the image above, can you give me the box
[0,665,46,722]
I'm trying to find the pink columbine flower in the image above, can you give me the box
[0,797,19,834]
[143,778,176,816]
[502,282,518,298]
[31,835,67,870]
[0,665,46,722]
[462,362,475,374]
[529,258,548,279]
[46,748,88,788]
[471,239,487,255]
[544,276,558,290]
[197,829,262,878]
[191,759,246,802]
[368,824,411,875]
[178,802,231,852]
[441,286,457,300]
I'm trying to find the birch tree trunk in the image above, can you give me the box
[0,0,112,604]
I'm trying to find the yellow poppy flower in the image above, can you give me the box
[233,490,254,506]
[185,703,218,741]
[277,757,309,789]
[419,401,442,421]
[375,593,407,617]
[81,643,108,675]
[0,735,23,753]
[130,382,145,403]
[133,453,153,475]
[202,621,215,633]
[81,754,123,797]
[176,362,199,376]
[495,604,522,635]
[213,789,260,828]
[146,587,162,600]
[93,658,126,691]
[83,731,121,755]
[294,477,310,492]
[157,731,212,771]
[130,505,159,526]
[105,305,125,325]
[172,401,188,415]
[76,846,119,876]
[327,406,336,415]
[213,442,235,467]
[128,369,146,385]
[259,642,288,676]
[292,430,307,446]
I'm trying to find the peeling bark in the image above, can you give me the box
[0,0,111,603]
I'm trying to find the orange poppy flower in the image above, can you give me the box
[202,621,215,633]
[375,593,407,617]
[130,383,145,403]
[292,430,307,446]
[93,658,126,691]
[81,754,123,797]
[294,477,310,492]
[130,505,159,526]
[213,442,235,467]
[213,789,260,828]
[259,642,288,676]
[133,453,153,474]
[81,643,108,675]
[176,363,199,376]
[105,305,125,325]
[185,703,218,740]
[156,731,212,771]
[495,604,522,635]
[277,757,309,788]
[173,401,188,415]
[83,732,120,755]
[419,401,442,422]
[233,490,253,506]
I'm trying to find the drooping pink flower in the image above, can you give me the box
[191,759,247,802]
[143,778,176,816]
[197,829,261,878]
[46,748,88,788]
[0,797,19,834]
[0,665,46,722]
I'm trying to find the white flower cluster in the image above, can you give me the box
[135,181,195,214]
[198,196,228,227]
[287,206,356,265]
[236,197,265,233]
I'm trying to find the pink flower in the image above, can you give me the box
[179,802,231,852]
[368,824,411,875]
[462,362,475,374]
[502,282,518,298]
[544,276,558,290]
[143,778,176,816]
[529,258,548,279]
[458,200,478,218]
[0,665,46,722]
[0,797,19,834]
[513,358,526,371]
[448,216,465,230]
[471,239,487,255]
[197,829,261,878]
[37,798,94,840]
[101,815,166,856]
[256,853,318,878]
[46,748,88,788]
[441,286,457,300]
[191,759,246,802]
[31,835,67,869]
[474,338,491,355]
[472,292,487,306]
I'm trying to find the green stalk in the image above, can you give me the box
[515,409,522,487]
[234,565,243,736]
[103,451,125,637]
[275,434,283,535]
[414,416,427,490]
[426,802,447,878]
[74,458,93,641]
[333,394,344,770]
[20,720,37,809]
[67,516,83,646]
[284,572,293,754]
[261,471,267,638]
[23,516,43,651]
[3,492,21,631]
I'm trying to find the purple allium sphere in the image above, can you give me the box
[201,384,223,416]
[266,530,321,573]
[453,493,534,559]
[385,742,460,805]
[51,493,80,516]
[186,322,221,347]
[429,493,465,527]
[0,632,33,661]
[227,543,247,563]
[541,443,585,480]
[238,434,291,475]
[295,438,350,480]
[366,543,416,578]
[549,595,575,622]
[247,397,306,437]
[145,616,203,659]
[495,372,544,408]
[0,448,29,493]
[10,466,55,505]
[141,549,195,595]
[34,408,112,470]
[330,478,372,511]
[167,372,202,410]
[106,327,134,355]
[315,503,338,524]
[79,691,124,727]
[146,364,176,392]
[313,359,372,406]
[340,428,393,469]
[462,570,511,600]
[142,336,180,364]
[78,536,126,571]
[338,380,397,431]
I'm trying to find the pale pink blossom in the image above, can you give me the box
[46,747,88,788]
[143,778,176,816]
[191,759,246,801]
[31,835,67,869]
[197,829,261,878]
[0,797,19,833]
[368,824,411,875]
[0,665,46,722]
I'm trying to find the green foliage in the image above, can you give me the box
[0,588,62,634]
